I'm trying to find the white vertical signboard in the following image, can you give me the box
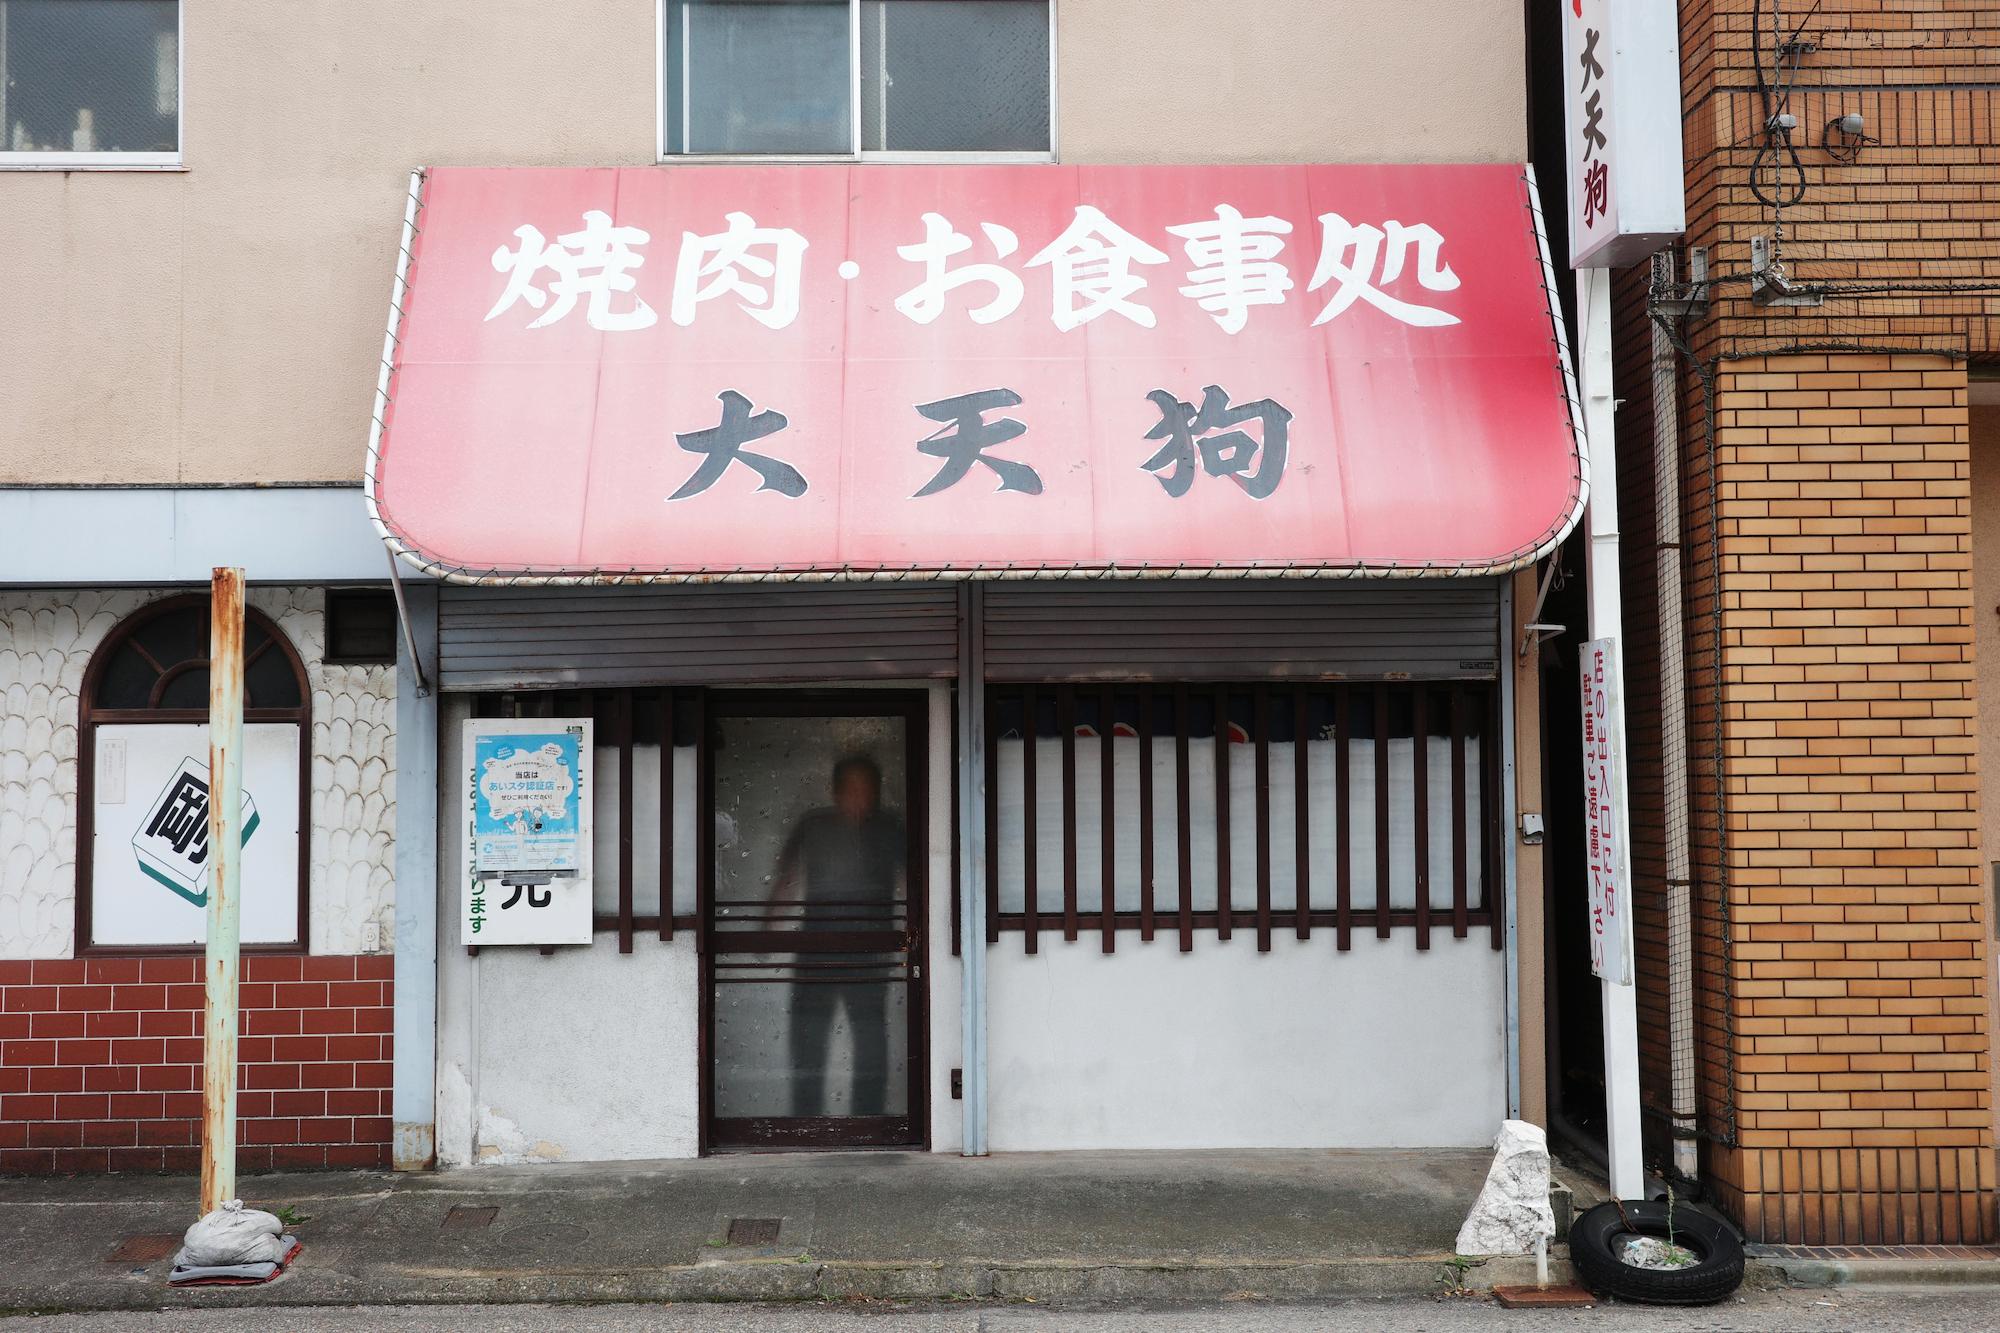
[1580,638,1634,985]
[462,718,595,945]
[1563,0,1686,269]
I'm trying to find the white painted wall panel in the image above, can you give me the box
[986,933,1506,1150]
[471,941,702,1163]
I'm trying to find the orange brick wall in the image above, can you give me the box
[1699,352,1989,1243]
[1609,0,1997,1243]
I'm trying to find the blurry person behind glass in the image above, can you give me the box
[771,755,904,1116]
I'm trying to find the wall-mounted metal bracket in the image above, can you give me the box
[1649,246,1710,321]
[1750,234,1824,308]
[1519,555,1566,659]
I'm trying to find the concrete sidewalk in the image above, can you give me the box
[0,1149,1569,1311]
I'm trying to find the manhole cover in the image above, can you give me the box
[106,1233,180,1265]
[442,1205,499,1231]
[499,1222,590,1249]
[727,1217,783,1247]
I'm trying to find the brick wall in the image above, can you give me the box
[1606,0,1998,1244]
[1698,351,1989,1243]
[0,955,393,1174]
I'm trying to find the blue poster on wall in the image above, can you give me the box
[472,727,585,877]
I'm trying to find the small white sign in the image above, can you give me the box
[462,718,594,946]
[1580,637,1634,986]
[91,724,302,947]
[1563,0,1686,269]
[131,754,260,907]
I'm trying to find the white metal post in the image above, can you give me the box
[200,567,246,1213]
[957,582,989,1155]
[1578,267,1646,1202]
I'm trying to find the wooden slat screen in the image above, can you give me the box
[981,681,1502,950]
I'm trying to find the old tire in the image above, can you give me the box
[1568,1200,1744,1306]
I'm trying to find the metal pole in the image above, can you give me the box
[200,567,246,1214]
[1650,254,1701,1184]
[1579,267,1645,1202]
[1499,579,1522,1121]
[390,581,440,1170]
[956,581,989,1156]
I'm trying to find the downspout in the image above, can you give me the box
[1501,579,1522,1121]
[1651,252,1700,1183]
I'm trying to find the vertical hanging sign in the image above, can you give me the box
[462,718,595,945]
[1563,0,1686,269]
[1580,637,1634,985]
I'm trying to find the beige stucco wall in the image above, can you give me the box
[0,0,1526,488]
[1057,0,1526,165]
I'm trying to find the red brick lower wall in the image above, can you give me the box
[0,954,394,1174]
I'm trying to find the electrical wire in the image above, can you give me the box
[1747,0,1807,211]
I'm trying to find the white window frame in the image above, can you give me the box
[0,0,185,170]
[654,0,1056,164]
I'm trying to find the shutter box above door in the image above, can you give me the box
[437,584,960,690]
[982,579,1502,683]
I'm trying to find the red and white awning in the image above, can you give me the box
[366,164,1585,583]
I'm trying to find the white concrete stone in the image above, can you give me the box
[1454,1118,1556,1256]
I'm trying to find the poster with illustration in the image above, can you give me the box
[462,719,593,945]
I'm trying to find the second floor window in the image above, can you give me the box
[662,0,1051,158]
[0,0,179,165]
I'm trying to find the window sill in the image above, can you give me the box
[654,152,1057,166]
[0,155,185,172]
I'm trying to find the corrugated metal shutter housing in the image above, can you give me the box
[438,578,1502,690]
[437,584,961,689]
[982,579,1501,682]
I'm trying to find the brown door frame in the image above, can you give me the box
[699,689,931,1153]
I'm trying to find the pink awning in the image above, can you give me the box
[366,165,1585,583]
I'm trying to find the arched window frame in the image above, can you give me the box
[75,594,313,954]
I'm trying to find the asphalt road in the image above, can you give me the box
[6,1291,1996,1332]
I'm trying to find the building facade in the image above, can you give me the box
[3,0,1554,1175]
[5,0,1995,1254]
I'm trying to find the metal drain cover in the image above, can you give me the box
[442,1205,499,1231]
[106,1233,181,1264]
[727,1217,783,1247]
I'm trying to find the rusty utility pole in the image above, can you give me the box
[200,568,246,1214]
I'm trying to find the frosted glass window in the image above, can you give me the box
[663,0,1050,156]
[860,1,1049,152]
[0,1,179,156]
[665,1,851,154]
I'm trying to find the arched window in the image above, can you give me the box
[77,595,311,953]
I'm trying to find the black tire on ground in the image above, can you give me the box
[1567,1199,1746,1306]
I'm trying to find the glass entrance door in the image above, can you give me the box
[704,694,927,1150]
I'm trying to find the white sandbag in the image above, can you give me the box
[1454,1119,1557,1256]
[182,1199,287,1267]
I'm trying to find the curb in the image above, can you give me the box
[0,1253,1578,1312]
[1751,1257,2000,1290]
